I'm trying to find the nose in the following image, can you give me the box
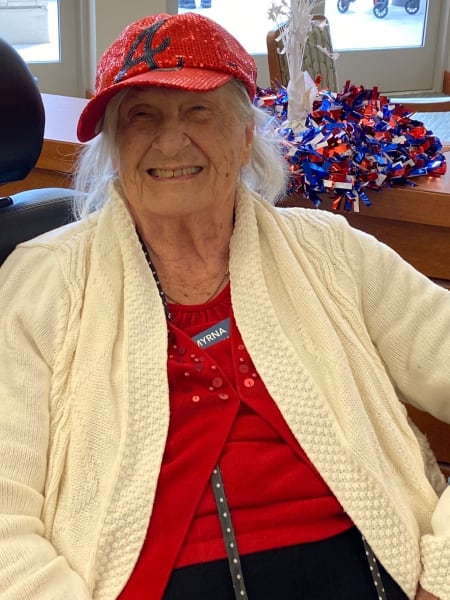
[152,117,190,157]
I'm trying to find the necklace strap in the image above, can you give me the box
[137,229,229,310]
[137,231,173,320]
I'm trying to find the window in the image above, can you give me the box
[178,0,447,93]
[0,0,80,96]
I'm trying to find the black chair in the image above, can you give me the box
[0,37,76,266]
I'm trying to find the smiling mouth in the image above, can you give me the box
[147,167,202,178]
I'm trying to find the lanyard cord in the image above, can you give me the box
[362,536,387,600]
[138,230,248,598]
[211,465,249,599]
[137,229,386,600]
[209,475,387,600]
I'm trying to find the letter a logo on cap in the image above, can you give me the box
[115,19,183,84]
[77,13,257,142]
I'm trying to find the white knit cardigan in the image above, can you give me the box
[0,183,449,600]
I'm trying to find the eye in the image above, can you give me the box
[127,105,157,121]
[186,104,214,121]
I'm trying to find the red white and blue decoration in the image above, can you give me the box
[260,1,446,211]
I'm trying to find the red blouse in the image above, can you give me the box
[118,285,352,598]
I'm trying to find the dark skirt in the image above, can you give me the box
[164,527,408,599]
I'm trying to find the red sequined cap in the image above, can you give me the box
[77,12,257,142]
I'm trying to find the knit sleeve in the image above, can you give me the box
[337,217,450,424]
[0,246,92,599]
[279,206,450,598]
[335,217,450,600]
[420,485,450,599]
[279,206,450,422]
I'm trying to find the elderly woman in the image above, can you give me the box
[0,11,449,600]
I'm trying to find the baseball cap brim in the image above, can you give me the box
[77,68,233,143]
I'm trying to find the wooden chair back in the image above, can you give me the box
[266,15,338,92]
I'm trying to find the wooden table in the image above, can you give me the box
[279,156,450,288]
[1,93,88,196]
[3,93,449,286]
[3,94,450,288]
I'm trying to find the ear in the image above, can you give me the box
[112,146,120,171]
[241,121,254,167]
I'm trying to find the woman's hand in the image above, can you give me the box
[415,586,440,600]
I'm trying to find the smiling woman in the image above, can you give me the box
[0,10,449,600]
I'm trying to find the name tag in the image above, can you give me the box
[192,318,230,349]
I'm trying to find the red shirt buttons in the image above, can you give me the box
[212,377,223,388]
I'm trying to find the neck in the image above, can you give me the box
[164,269,230,306]
[136,212,233,307]
[136,202,233,257]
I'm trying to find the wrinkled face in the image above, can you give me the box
[114,84,254,222]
